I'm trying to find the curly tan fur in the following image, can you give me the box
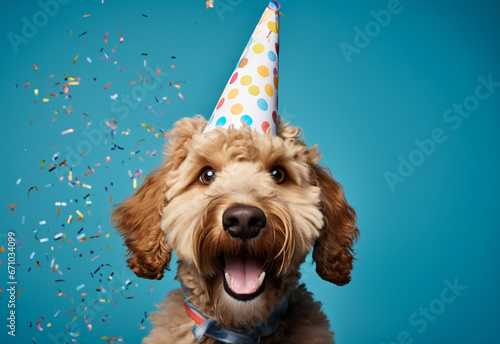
[111,115,358,343]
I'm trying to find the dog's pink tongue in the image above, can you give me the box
[224,253,264,294]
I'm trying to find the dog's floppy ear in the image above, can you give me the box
[111,162,172,280]
[312,165,359,286]
[111,115,207,280]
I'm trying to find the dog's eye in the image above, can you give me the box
[270,167,286,184]
[200,168,216,185]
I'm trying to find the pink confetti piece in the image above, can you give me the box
[134,169,142,177]
[128,81,136,85]
[151,150,157,156]
[145,105,158,116]
[171,65,176,69]
[127,170,132,178]
[105,121,117,129]
[178,92,184,100]
[24,81,30,89]
[61,129,74,135]
[106,156,111,163]
[90,255,100,262]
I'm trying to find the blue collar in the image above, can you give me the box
[183,289,289,344]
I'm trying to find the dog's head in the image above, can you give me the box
[111,115,358,327]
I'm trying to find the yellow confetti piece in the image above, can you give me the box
[101,336,107,340]
[43,98,50,102]
[82,184,92,189]
[67,215,72,224]
[73,54,79,64]
[140,326,146,330]
[16,289,23,297]
[106,244,113,251]
[72,316,77,322]
[34,89,38,96]
[154,133,160,138]
[68,81,80,86]
[110,195,113,202]
[68,171,72,181]
[41,160,45,169]
[99,299,106,302]
[141,123,151,129]
[133,178,137,189]
[47,323,51,327]
[76,210,84,218]
[88,210,91,215]
[105,233,110,238]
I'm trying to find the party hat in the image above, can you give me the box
[203,0,281,135]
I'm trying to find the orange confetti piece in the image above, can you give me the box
[34,64,38,71]
[104,31,109,43]
[83,14,91,17]
[156,69,162,75]
[104,82,112,90]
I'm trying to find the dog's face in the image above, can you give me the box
[112,116,358,327]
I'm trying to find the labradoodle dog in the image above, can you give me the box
[112,115,358,343]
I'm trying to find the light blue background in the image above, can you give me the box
[1,0,499,343]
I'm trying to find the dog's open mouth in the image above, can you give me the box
[222,252,266,301]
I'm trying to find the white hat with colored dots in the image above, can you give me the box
[203,0,281,135]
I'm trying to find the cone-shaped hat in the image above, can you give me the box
[203,1,281,135]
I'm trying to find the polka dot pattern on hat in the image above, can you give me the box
[203,1,280,136]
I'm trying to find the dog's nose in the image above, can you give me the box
[222,206,266,240]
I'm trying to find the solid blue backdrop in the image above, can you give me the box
[1,0,499,343]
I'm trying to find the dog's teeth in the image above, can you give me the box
[225,272,232,287]
[258,272,265,287]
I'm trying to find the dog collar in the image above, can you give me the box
[183,289,289,344]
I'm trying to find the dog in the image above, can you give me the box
[111,115,358,343]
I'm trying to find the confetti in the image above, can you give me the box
[73,54,79,64]
[104,82,112,90]
[61,129,74,135]
[104,31,109,43]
